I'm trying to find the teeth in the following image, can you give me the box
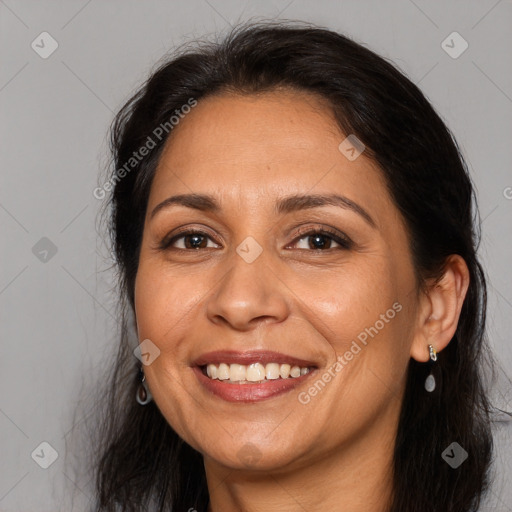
[265,363,280,380]
[246,363,265,382]
[203,362,312,382]
[280,364,291,378]
[230,363,246,382]
[290,366,301,378]
[206,364,218,379]
[218,363,230,380]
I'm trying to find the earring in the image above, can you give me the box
[136,366,153,405]
[424,344,437,392]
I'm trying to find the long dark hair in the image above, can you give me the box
[92,20,494,511]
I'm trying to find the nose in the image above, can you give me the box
[205,246,290,331]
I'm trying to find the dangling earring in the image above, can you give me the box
[424,344,437,392]
[136,365,153,405]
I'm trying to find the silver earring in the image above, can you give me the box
[424,344,437,392]
[136,366,153,405]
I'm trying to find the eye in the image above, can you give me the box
[288,227,352,251]
[158,226,352,252]
[159,230,220,250]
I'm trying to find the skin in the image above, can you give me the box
[134,89,469,512]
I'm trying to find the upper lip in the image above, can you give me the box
[193,350,318,368]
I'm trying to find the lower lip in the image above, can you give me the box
[193,366,316,403]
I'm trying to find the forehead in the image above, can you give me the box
[148,90,391,225]
[158,89,341,166]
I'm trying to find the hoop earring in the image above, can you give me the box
[136,366,153,405]
[424,344,437,392]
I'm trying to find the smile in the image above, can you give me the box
[202,362,311,382]
[193,350,318,402]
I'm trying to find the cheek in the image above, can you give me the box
[295,257,412,400]
[134,259,205,351]
[296,260,401,343]
[133,261,209,440]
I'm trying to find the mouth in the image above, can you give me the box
[192,350,318,402]
[200,362,313,381]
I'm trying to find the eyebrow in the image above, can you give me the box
[150,192,376,228]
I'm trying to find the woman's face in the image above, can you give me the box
[134,90,421,472]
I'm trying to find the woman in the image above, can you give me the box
[93,21,495,511]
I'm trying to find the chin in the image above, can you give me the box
[201,436,310,472]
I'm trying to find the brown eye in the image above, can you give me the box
[290,228,352,251]
[160,230,220,250]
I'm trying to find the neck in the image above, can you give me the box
[204,414,396,512]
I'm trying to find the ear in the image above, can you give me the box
[410,254,470,362]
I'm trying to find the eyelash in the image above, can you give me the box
[158,226,353,252]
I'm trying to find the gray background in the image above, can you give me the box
[1,1,511,510]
